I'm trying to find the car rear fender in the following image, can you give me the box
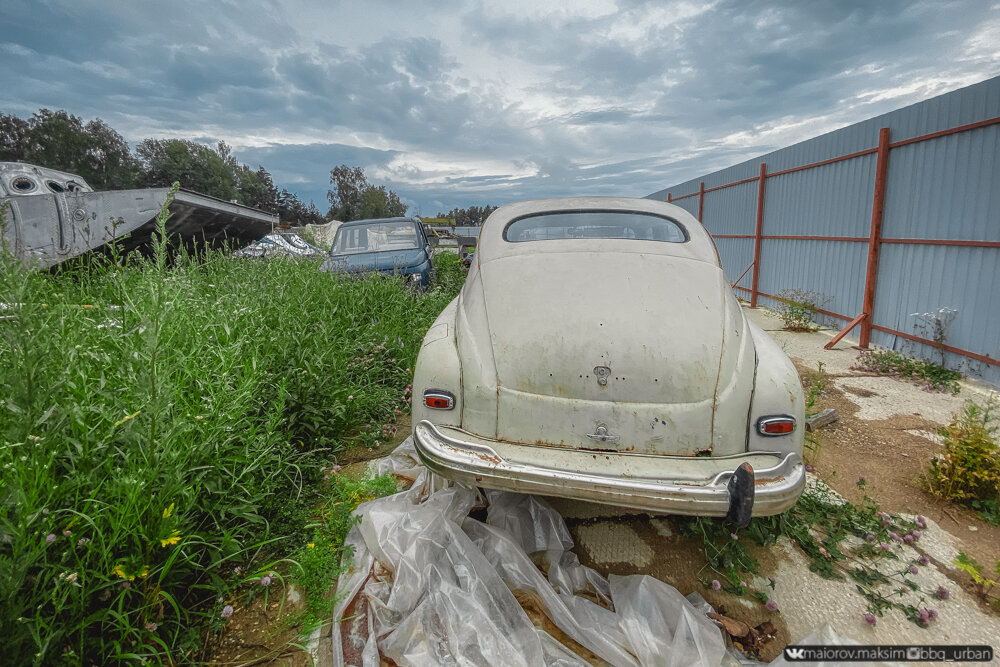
[412,297,463,428]
[746,320,805,455]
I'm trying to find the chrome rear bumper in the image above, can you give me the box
[412,420,805,516]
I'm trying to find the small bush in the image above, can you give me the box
[775,289,830,332]
[852,348,961,394]
[925,400,1000,515]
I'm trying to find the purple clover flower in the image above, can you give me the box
[879,542,890,551]
[221,605,234,619]
[908,565,918,575]
[918,555,930,566]
[888,531,902,543]
[711,579,721,591]
[927,609,938,620]
[904,534,915,545]
[865,533,875,542]
[260,575,272,587]
[766,599,778,612]
[45,533,56,544]
[935,586,950,600]
[863,612,877,626]
[916,515,927,529]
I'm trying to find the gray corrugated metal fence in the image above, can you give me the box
[648,76,1000,387]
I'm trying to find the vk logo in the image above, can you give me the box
[784,647,806,660]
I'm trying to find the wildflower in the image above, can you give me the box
[307,543,315,549]
[233,566,241,575]
[904,534,915,545]
[908,565,918,575]
[765,599,778,612]
[877,511,889,519]
[857,475,866,485]
[863,612,877,626]
[909,530,921,541]
[260,575,272,586]
[711,579,721,591]
[918,555,930,566]
[880,518,890,528]
[145,622,158,632]
[121,581,131,589]
[770,577,778,586]
[62,529,72,537]
[77,538,89,547]
[45,533,56,544]
[804,464,814,473]
[865,533,875,542]
[221,605,234,619]
[888,531,902,543]
[935,586,949,600]
[160,530,181,547]
[916,515,927,529]
[66,572,78,583]
[730,533,738,541]
[348,395,354,401]
[819,546,830,558]
[879,542,890,551]
[927,608,938,620]
[740,580,748,588]
[332,465,342,472]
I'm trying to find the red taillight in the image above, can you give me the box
[423,390,455,410]
[757,416,796,436]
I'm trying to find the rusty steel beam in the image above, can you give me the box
[697,182,706,222]
[731,261,756,290]
[859,127,891,348]
[824,313,867,350]
[751,163,767,308]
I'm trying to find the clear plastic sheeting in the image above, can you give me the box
[332,438,853,666]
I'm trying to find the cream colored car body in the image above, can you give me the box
[412,197,805,517]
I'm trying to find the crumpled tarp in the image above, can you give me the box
[331,438,858,666]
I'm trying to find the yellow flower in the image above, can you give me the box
[139,565,149,578]
[111,564,134,581]
[160,530,181,548]
[162,503,174,519]
[307,543,315,549]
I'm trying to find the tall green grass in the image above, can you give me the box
[0,199,463,663]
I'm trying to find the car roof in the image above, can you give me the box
[476,197,720,266]
[339,217,420,227]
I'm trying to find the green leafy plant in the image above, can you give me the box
[687,479,946,628]
[851,348,962,394]
[775,288,831,332]
[924,399,1000,514]
[801,362,827,465]
[0,189,467,663]
[953,552,999,610]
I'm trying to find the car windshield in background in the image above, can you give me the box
[332,221,420,254]
[503,211,687,243]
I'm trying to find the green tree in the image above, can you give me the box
[137,139,237,201]
[327,165,407,221]
[436,204,498,226]
[0,113,30,161]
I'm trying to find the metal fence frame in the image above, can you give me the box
[650,92,1000,384]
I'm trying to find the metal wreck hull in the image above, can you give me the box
[1,163,276,268]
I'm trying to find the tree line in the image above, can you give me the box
[1,109,325,225]
[2,108,501,228]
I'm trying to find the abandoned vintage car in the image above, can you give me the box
[411,197,805,524]
[321,217,433,288]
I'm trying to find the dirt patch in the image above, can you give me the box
[201,584,313,666]
[793,360,1000,574]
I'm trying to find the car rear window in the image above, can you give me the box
[332,221,420,254]
[503,211,687,243]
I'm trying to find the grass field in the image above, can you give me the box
[0,199,465,663]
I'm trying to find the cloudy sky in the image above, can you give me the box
[1,0,997,215]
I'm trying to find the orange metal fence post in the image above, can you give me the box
[667,193,672,202]
[750,163,767,308]
[859,127,891,348]
[697,182,705,222]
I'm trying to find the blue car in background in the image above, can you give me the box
[321,217,434,288]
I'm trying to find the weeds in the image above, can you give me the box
[686,479,947,628]
[0,191,464,663]
[851,348,962,394]
[924,399,1000,522]
[775,288,831,332]
[953,552,1000,611]
[801,362,827,465]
